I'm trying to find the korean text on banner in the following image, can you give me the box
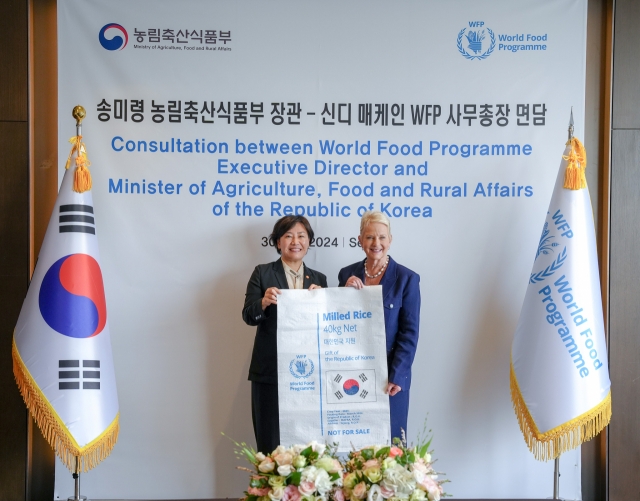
[278,287,390,450]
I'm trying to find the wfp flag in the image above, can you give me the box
[12,130,119,472]
[511,135,611,461]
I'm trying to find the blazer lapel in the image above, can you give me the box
[302,263,312,289]
[273,259,289,289]
[378,256,397,301]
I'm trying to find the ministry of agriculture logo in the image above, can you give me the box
[457,22,495,60]
[289,356,314,379]
[99,23,128,51]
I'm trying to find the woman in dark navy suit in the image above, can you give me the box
[338,211,420,441]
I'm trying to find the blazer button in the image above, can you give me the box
[389,304,394,308]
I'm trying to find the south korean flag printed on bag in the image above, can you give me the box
[327,369,377,404]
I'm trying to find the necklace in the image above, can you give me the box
[364,256,389,279]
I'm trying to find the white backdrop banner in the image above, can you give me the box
[278,287,390,449]
[57,0,587,499]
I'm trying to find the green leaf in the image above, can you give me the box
[361,449,374,460]
[300,446,313,458]
[375,446,390,458]
[330,472,340,481]
[288,472,302,486]
[246,495,258,501]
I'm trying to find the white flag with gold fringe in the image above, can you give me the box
[511,133,611,461]
[12,122,119,472]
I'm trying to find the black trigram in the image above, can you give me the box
[59,360,100,389]
[333,374,343,383]
[358,373,368,382]
[360,390,369,399]
[334,391,344,400]
[59,204,95,235]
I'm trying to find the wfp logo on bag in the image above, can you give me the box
[457,22,495,60]
[99,23,128,51]
[289,355,314,379]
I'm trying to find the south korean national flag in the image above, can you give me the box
[327,369,377,404]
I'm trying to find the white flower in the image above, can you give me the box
[269,487,285,500]
[278,464,294,476]
[291,444,306,455]
[367,484,383,501]
[301,466,318,482]
[293,455,307,469]
[381,464,416,499]
[258,458,276,473]
[314,469,332,495]
[409,490,426,501]
[255,452,266,462]
[307,441,327,457]
[273,446,287,456]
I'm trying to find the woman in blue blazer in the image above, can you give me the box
[338,211,420,442]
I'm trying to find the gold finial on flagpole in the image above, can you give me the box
[66,106,92,192]
[73,105,86,137]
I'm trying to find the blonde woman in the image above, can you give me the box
[339,211,420,440]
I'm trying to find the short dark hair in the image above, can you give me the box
[269,215,314,254]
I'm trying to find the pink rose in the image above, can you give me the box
[299,481,316,496]
[388,447,403,458]
[248,487,271,497]
[363,459,379,469]
[352,482,367,500]
[418,476,438,494]
[379,486,394,499]
[283,485,302,501]
[334,488,346,501]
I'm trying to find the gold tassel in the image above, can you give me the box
[510,361,611,461]
[562,137,587,190]
[65,136,93,193]
[12,338,119,472]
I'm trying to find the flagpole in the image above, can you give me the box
[551,109,574,501]
[68,456,88,501]
[67,105,89,501]
[553,457,560,499]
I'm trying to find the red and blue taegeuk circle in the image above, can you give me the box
[39,254,107,338]
[343,379,360,396]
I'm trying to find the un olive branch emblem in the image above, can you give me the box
[457,28,495,60]
[529,247,568,284]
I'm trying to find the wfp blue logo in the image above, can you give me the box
[289,356,314,379]
[99,23,128,51]
[457,22,495,60]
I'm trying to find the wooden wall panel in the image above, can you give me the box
[0,119,29,499]
[611,0,640,129]
[0,0,28,121]
[608,129,640,501]
[0,0,30,500]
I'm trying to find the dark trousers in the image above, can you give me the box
[251,381,280,454]
[390,389,410,443]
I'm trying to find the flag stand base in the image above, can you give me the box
[67,459,90,501]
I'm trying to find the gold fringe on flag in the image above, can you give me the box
[64,135,93,193]
[12,338,119,472]
[562,137,587,190]
[510,361,611,461]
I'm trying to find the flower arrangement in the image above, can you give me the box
[230,438,344,501]
[229,427,446,501]
[341,437,446,501]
